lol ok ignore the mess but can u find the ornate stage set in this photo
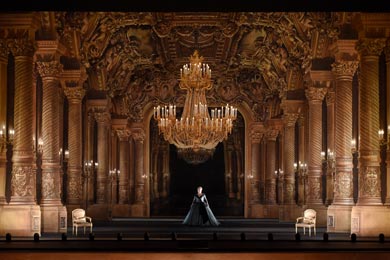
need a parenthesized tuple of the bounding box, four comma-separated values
(0, 12, 390, 238)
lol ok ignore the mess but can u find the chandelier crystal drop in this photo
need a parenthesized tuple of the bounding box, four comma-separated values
(153, 51, 237, 164)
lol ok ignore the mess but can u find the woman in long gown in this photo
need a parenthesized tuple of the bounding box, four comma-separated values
(183, 186, 220, 226)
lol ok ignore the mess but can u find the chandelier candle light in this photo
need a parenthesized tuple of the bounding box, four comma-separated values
(153, 51, 237, 164)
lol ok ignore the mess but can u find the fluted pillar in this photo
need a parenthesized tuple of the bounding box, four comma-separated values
(117, 130, 130, 204)
(37, 61, 63, 205)
(384, 45, 390, 205)
(332, 61, 359, 205)
(132, 129, 146, 204)
(283, 113, 298, 204)
(356, 39, 385, 205)
(64, 86, 86, 205)
(326, 90, 335, 205)
(250, 129, 262, 203)
(9, 41, 36, 204)
(95, 111, 110, 204)
(265, 130, 278, 205)
(305, 86, 327, 205)
(0, 49, 8, 204)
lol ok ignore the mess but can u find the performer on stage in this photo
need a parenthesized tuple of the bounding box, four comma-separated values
(183, 186, 220, 226)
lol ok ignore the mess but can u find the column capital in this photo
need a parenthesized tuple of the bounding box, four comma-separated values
(305, 87, 327, 102)
(0, 39, 9, 60)
(265, 129, 279, 141)
(117, 129, 131, 141)
(132, 129, 146, 143)
(8, 38, 35, 57)
(283, 113, 299, 128)
(250, 129, 263, 144)
(63, 86, 86, 102)
(61, 68, 88, 88)
(94, 111, 111, 125)
(331, 60, 359, 80)
(356, 38, 386, 57)
(36, 60, 63, 78)
(384, 43, 390, 62)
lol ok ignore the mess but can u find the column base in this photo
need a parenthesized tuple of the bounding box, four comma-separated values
(112, 204, 131, 217)
(279, 204, 306, 222)
(87, 204, 109, 220)
(327, 204, 353, 233)
(351, 205, 390, 236)
(0, 204, 41, 236)
(306, 204, 328, 227)
(41, 205, 67, 233)
(131, 203, 146, 217)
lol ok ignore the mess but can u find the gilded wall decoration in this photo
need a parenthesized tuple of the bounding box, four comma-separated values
(307, 177, 321, 200)
(67, 176, 81, 200)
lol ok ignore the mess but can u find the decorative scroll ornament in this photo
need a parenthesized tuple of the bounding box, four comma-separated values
(356, 38, 386, 57)
(42, 172, 58, 199)
(68, 176, 80, 199)
(308, 177, 321, 200)
(36, 61, 63, 78)
(153, 51, 237, 164)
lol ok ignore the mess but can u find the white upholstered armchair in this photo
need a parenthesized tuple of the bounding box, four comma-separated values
(72, 209, 93, 236)
(295, 209, 316, 236)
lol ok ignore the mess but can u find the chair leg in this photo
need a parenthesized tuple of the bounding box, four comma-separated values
(90, 224, 93, 234)
(314, 226, 316, 236)
(303, 227, 305, 235)
(295, 226, 297, 234)
(84, 226, 86, 235)
(75, 226, 78, 236)
(309, 227, 311, 237)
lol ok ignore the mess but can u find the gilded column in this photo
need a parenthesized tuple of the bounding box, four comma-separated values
(36, 61, 63, 205)
(63, 86, 86, 205)
(356, 39, 385, 205)
(250, 129, 262, 203)
(9, 40, 36, 204)
(332, 61, 359, 205)
(117, 129, 130, 204)
(265, 129, 278, 204)
(325, 90, 335, 205)
(283, 113, 299, 204)
(94, 111, 110, 204)
(0, 44, 8, 204)
(384, 44, 390, 205)
(305, 86, 327, 205)
(133, 129, 146, 204)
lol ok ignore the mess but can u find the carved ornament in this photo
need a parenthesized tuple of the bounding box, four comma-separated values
(356, 38, 386, 57)
(334, 171, 353, 199)
(63, 86, 86, 101)
(36, 61, 63, 78)
(331, 60, 359, 78)
(305, 86, 327, 102)
(11, 166, 34, 197)
(361, 168, 380, 197)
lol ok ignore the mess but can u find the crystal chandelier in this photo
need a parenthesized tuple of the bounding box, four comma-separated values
(153, 50, 237, 164)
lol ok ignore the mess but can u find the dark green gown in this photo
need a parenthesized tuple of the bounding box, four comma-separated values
(183, 194, 220, 226)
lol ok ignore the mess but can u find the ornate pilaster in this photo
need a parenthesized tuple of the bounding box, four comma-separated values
(10, 40, 36, 204)
(384, 44, 390, 205)
(132, 129, 146, 204)
(36, 61, 63, 205)
(356, 38, 386, 205)
(332, 60, 359, 205)
(117, 129, 130, 204)
(305, 86, 327, 205)
(250, 128, 263, 203)
(265, 129, 278, 205)
(283, 113, 299, 204)
(94, 111, 111, 204)
(63, 84, 86, 205)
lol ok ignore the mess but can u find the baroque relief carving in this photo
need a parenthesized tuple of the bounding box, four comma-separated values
(67, 176, 81, 200)
(42, 172, 58, 199)
(334, 171, 353, 199)
(307, 177, 321, 200)
(63, 86, 86, 101)
(11, 166, 34, 197)
(331, 61, 359, 78)
(305, 86, 327, 102)
(361, 168, 380, 197)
